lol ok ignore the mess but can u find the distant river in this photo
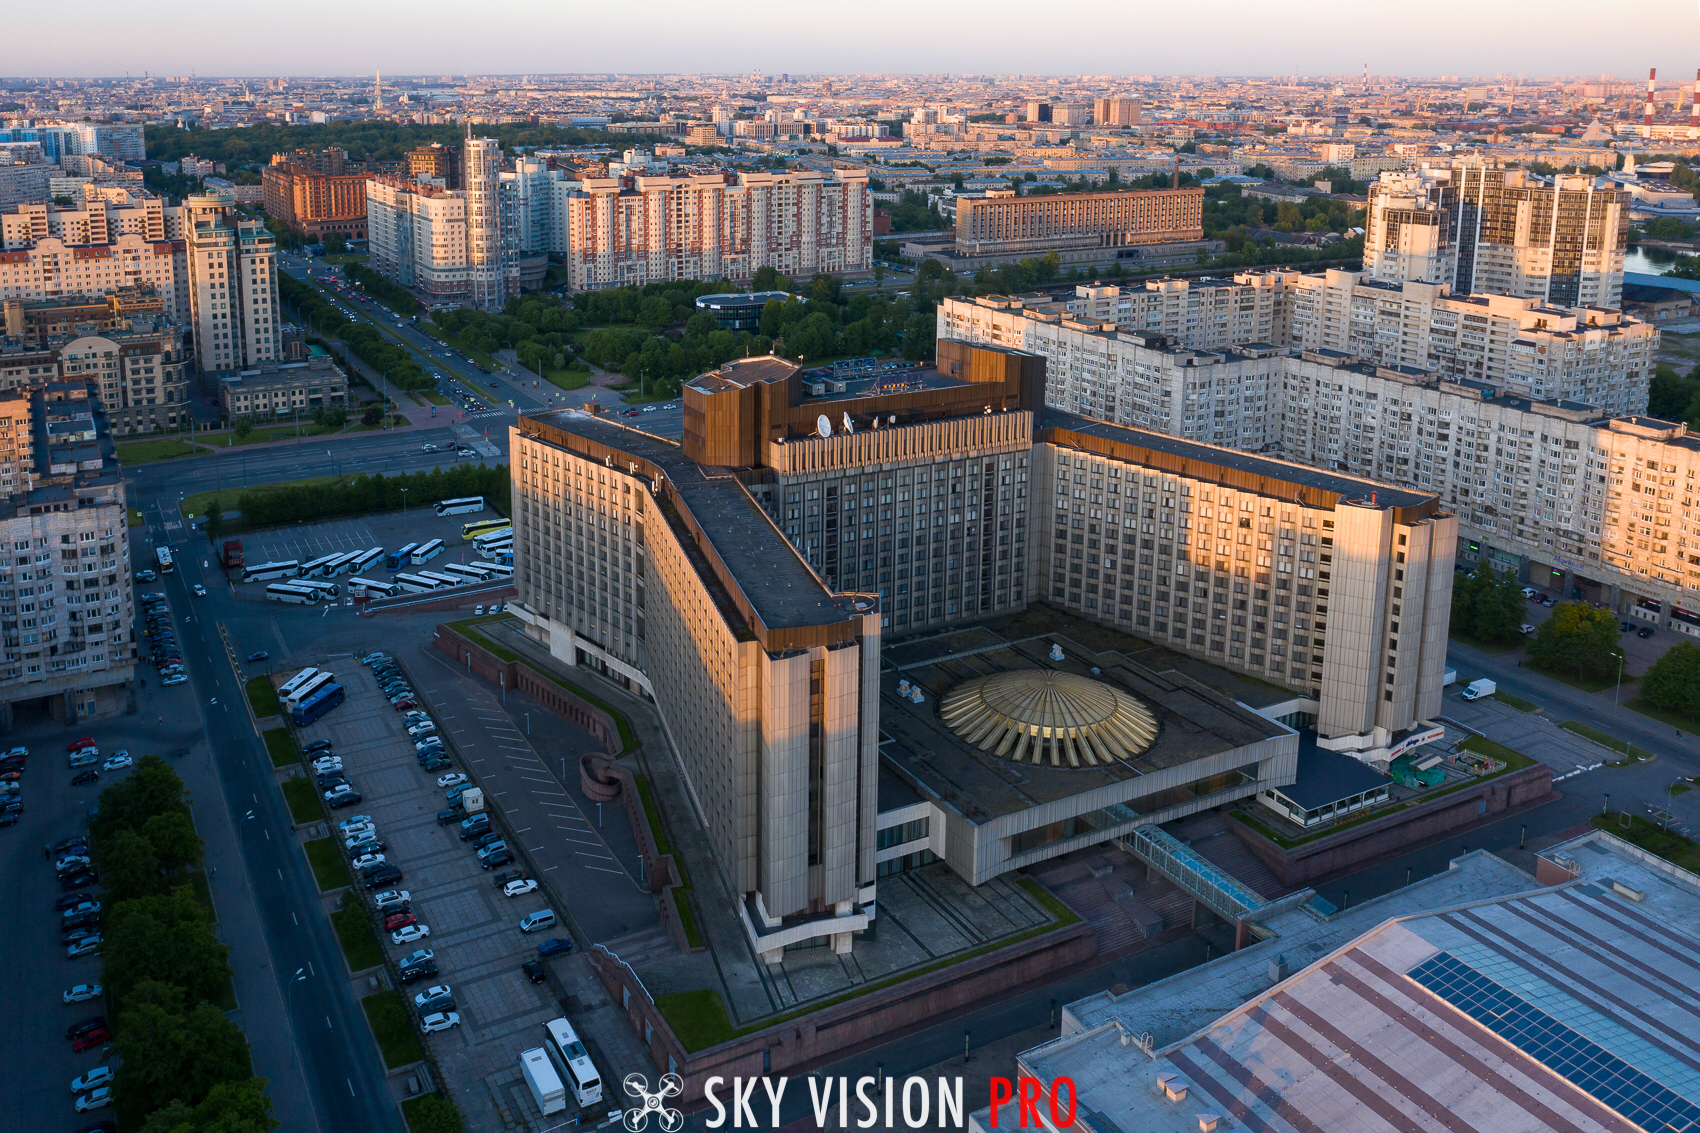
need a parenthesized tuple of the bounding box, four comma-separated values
(1625, 245, 1691, 275)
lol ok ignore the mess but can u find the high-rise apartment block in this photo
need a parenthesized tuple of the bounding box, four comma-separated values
(462, 131, 512, 313)
(954, 187, 1204, 256)
(0, 381, 135, 728)
(2, 297, 192, 434)
(1364, 160, 1630, 308)
(1, 190, 171, 251)
(0, 122, 144, 163)
(261, 153, 373, 241)
(404, 142, 462, 190)
(562, 167, 871, 291)
(941, 279, 1700, 635)
(506, 341, 1448, 956)
(1093, 97, 1143, 127)
(182, 192, 280, 376)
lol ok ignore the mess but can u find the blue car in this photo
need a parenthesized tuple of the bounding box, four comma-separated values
(537, 938, 574, 958)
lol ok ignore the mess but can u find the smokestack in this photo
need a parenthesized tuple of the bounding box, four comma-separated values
(1172, 152, 1179, 190)
(1362, 63, 1368, 92)
(1647, 67, 1657, 135)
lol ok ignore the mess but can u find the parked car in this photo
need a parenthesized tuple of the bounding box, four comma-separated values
(312, 756, 343, 774)
(101, 755, 132, 772)
(247, 651, 269, 662)
(503, 878, 538, 898)
(361, 865, 402, 888)
(329, 792, 364, 809)
(71, 1066, 114, 1092)
(1620, 621, 1634, 632)
(420, 1011, 460, 1033)
(391, 923, 430, 944)
(522, 960, 547, 984)
(70, 770, 100, 786)
(536, 938, 574, 958)
(66, 1016, 107, 1040)
(372, 889, 411, 912)
(436, 806, 465, 825)
(60, 870, 98, 891)
(436, 772, 467, 789)
(1639, 626, 1655, 638)
(479, 850, 514, 870)
(397, 960, 438, 984)
(305, 740, 335, 755)
(71, 1028, 110, 1052)
(337, 814, 373, 831)
(384, 912, 417, 932)
(62, 983, 103, 1004)
(74, 1086, 113, 1111)
(421, 757, 452, 772)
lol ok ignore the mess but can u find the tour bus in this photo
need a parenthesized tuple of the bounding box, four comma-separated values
(265, 583, 319, 606)
(393, 573, 446, 594)
(476, 536, 513, 558)
(346, 576, 401, 599)
(462, 518, 510, 541)
(286, 671, 336, 710)
(449, 562, 499, 583)
(485, 561, 514, 579)
(294, 579, 340, 601)
(242, 560, 300, 583)
(346, 547, 385, 576)
(435, 496, 485, 517)
(325, 549, 365, 576)
(417, 570, 460, 589)
(278, 667, 321, 701)
(474, 527, 513, 550)
(291, 683, 345, 727)
(384, 543, 420, 571)
(300, 552, 344, 579)
(156, 545, 175, 574)
(542, 1018, 603, 1107)
(410, 539, 446, 565)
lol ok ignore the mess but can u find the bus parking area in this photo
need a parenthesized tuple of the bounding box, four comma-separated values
(222, 500, 512, 605)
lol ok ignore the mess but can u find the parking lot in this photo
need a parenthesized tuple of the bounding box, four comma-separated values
(228, 507, 507, 600)
(292, 654, 620, 1131)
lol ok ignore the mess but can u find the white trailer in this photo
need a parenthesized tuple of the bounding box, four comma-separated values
(519, 1047, 566, 1116)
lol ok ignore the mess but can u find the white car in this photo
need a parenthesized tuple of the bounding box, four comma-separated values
(1520, 623, 1536, 634)
(344, 831, 379, 851)
(102, 754, 132, 771)
(312, 756, 343, 774)
(392, 923, 431, 944)
(340, 820, 375, 838)
(420, 1011, 460, 1033)
(71, 1066, 114, 1093)
(62, 983, 103, 1004)
(436, 772, 467, 789)
(75, 1087, 113, 1112)
(502, 878, 538, 898)
(412, 984, 453, 1009)
(162, 674, 188, 686)
(351, 853, 387, 871)
(337, 814, 373, 831)
(373, 889, 411, 910)
(192, 584, 207, 596)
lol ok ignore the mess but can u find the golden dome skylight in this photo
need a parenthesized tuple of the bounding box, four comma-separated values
(938, 670, 1157, 768)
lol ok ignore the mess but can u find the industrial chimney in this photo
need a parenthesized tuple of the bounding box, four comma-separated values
(1647, 67, 1658, 136)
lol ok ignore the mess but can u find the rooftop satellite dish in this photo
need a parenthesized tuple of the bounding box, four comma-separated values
(816, 413, 833, 437)
(843, 411, 854, 434)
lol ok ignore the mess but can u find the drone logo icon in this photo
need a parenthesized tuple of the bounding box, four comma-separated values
(622, 1071, 684, 1132)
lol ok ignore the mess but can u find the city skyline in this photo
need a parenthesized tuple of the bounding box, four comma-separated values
(9, 0, 1700, 79)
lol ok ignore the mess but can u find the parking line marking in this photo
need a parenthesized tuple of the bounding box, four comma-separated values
(584, 866, 623, 874)
(562, 836, 603, 846)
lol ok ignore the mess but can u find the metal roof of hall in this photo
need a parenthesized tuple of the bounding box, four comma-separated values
(1041, 409, 1436, 510)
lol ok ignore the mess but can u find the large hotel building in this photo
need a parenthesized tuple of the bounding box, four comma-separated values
(508, 341, 1451, 957)
(954, 185, 1205, 256)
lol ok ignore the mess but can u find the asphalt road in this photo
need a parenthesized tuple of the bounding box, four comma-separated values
(140, 503, 406, 1131)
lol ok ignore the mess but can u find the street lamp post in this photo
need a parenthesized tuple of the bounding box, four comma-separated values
(400, 488, 409, 536)
(1613, 651, 1626, 717)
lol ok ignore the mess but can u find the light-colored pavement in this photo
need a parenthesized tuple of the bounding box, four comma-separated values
(1439, 688, 1611, 779)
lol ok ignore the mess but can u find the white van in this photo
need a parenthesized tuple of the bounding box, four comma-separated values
(519, 909, 556, 934)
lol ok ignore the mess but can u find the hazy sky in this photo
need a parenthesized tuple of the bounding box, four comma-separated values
(14, 0, 1700, 80)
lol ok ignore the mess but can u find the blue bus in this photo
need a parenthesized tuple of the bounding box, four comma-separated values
(291, 683, 345, 726)
(385, 543, 420, 571)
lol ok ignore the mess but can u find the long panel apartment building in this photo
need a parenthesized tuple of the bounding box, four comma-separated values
(954, 185, 1205, 255)
(503, 341, 1452, 959)
(942, 279, 1700, 636)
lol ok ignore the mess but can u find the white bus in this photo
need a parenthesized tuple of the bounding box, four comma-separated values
(278, 667, 321, 700)
(473, 527, 513, 551)
(322, 550, 363, 577)
(417, 570, 460, 588)
(410, 539, 446, 565)
(294, 578, 340, 600)
(156, 545, 175, 574)
(439, 563, 489, 584)
(485, 561, 514, 579)
(347, 548, 385, 576)
(286, 671, 336, 710)
(265, 583, 319, 605)
(300, 552, 344, 579)
(394, 572, 446, 594)
(346, 576, 401, 599)
(542, 1018, 603, 1107)
(434, 496, 485, 517)
(477, 535, 512, 555)
(242, 560, 300, 583)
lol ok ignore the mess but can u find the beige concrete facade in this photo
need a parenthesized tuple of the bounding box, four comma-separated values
(217, 356, 348, 419)
(182, 193, 280, 376)
(0, 234, 185, 323)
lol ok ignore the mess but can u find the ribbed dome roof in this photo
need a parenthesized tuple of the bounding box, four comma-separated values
(939, 670, 1158, 768)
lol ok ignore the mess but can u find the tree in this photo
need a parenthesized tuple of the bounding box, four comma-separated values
(322, 232, 349, 255)
(362, 404, 384, 427)
(103, 887, 234, 1007)
(144, 810, 205, 878)
(113, 995, 253, 1124)
(404, 1095, 466, 1133)
(231, 418, 254, 442)
(101, 828, 163, 903)
(138, 1077, 277, 1133)
(205, 508, 224, 543)
(1525, 601, 1624, 683)
(1640, 640, 1700, 719)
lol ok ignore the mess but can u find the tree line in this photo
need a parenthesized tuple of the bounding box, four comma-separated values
(1649, 363, 1700, 427)
(89, 756, 277, 1131)
(1450, 562, 1528, 646)
(236, 464, 509, 528)
(142, 122, 670, 169)
(277, 273, 433, 392)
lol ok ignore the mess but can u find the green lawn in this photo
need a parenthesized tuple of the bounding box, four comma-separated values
(128, 509, 144, 527)
(541, 367, 591, 392)
(334, 897, 385, 972)
(117, 438, 203, 464)
(402, 1094, 466, 1133)
(1448, 631, 1520, 655)
(1232, 803, 1412, 849)
(201, 422, 361, 448)
(246, 675, 281, 718)
(1591, 812, 1700, 873)
(362, 990, 426, 1067)
(281, 776, 324, 823)
(263, 727, 298, 767)
(1457, 734, 1534, 767)
(418, 389, 450, 405)
(304, 837, 351, 891)
(1626, 697, 1700, 738)
(1523, 662, 1628, 696)
(1561, 720, 1653, 762)
(182, 472, 356, 520)
(1492, 690, 1540, 712)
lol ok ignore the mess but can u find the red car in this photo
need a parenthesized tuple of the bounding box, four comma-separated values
(71, 1028, 110, 1052)
(67, 738, 95, 752)
(384, 912, 417, 932)
(0, 771, 19, 782)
